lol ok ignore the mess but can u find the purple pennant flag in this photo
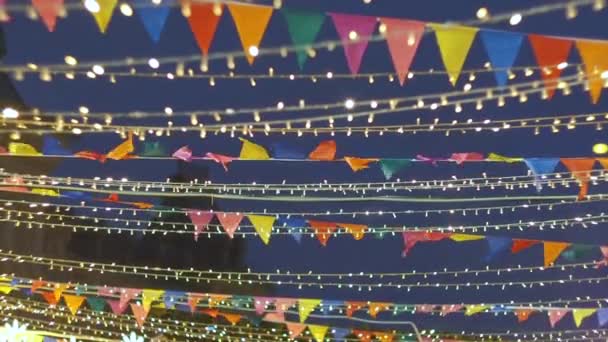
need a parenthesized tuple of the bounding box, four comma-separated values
(329, 13, 377, 74)
(598, 308, 608, 326)
(187, 210, 214, 241)
(172, 146, 193, 162)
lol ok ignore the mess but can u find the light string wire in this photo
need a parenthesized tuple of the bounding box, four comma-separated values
(1, 249, 607, 289)
(0, 0, 599, 72)
(2, 194, 608, 218)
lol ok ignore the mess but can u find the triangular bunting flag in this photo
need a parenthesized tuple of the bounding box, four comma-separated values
(248, 214, 275, 244)
(53, 283, 68, 301)
(450, 233, 484, 242)
(544, 241, 571, 266)
(353, 330, 373, 342)
(188, 4, 222, 55)
(141, 141, 165, 157)
(524, 158, 560, 191)
(106, 132, 134, 160)
(577, 40, 608, 103)
(368, 302, 390, 318)
(282, 9, 325, 69)
(308, 220, 337, 246)
(286, 322, 307, 339)
(344, 157, 378, 171)
(515, 309, 534, 323)
(87, 297, 106, 312)
(239, 138, 270, 159)
(487, 153, 523, 163)
(208, 294, 231, 307)
(598, 158, 608, 170)
(573, 308, 596, 327)
(450, 152, 484, 165)
(402, 231, 451, 256)
(465, 305, 489, 316)
(308, 324, 329, 342)
(479, 30, 523, 86)
(188, 293, 202, 312)
(119, 288, 141, 308)
(339, 223, 366, 240)
(137, 2, 171, 42)
(43, 136, 70, 155)
(41, 291, 59, 306)
(271, 142, 307, 159)
(163, 290, 183, 309)
(107, 299, 127, 314)
(254, 297, 272, 315)
(379, 159, 411, 180)
(597, 308, 608, 326)
(345, 301, 366, 317)
(206, 152, 236, 170)
(227, 3, 273, 64)
(279, 217, 304, 243)
(89, 0, 118, 33)
(528, 35, 572, 99)
(275, 298, 297, 316)
(31, 280, 44, 293)
(329, 13, 377, 74)
(511, 239, 539, 254)
(429, 24, 478, 85)
(548, 309, 569, 327)
(142, 289, 164, 312)
(308, 140, 336, 161)
(263, 312, 285, 322)
(560, 158, 596, 200)
(217, 212, 244, 238)
(485, 236, 512, 261)
(187, 210, 214, 241)
(32, 0, 63, 32)
(376, 333, 394, 342)
(380, 18, 425, 85)
(9, 142, 41, 156)
(221, 312, 242, 325)
(63, 294, 85, 316)
(562, 244, 597, 261)
(440, 304, 463, 315)
(130, 303, 149, 328)
(298, 298, 321, 323)
(172, 146, 192, 162)
(0, 285, 11, 294)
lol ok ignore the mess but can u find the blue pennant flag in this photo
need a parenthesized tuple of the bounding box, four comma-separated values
(598, 308, 608, 326)
(137, 1, 172, 43)
(485, 236, 512, 261)
(321, 300, 344, 315)
(247, 314, 263, 326)
(164, 290, 185, 309)
(524, 158, 560, 191)
(332, 328, 350, 341)
(480, 30, 523, 86)
(270, 142, 308, 159)
(278, 217, 306, 243)
(43, 136, 71, 155)
(63, 191, 93, 200)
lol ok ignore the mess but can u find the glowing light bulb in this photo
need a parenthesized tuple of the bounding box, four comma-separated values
(348, 30, 358, 40)
(344, 99, 355, 109)
(64, 56, 77, 66)
(593, 143, 608, 154)
(84, 0, 100, 13)
(248, 45, 259, 57)
(476, 7, 489, 19)
(509, 13, 522, 26)
(2, 107, 18, 118)
(148, 58, 160, 69)
(92, 65, 104, 75)
(119, 3, 133, 16)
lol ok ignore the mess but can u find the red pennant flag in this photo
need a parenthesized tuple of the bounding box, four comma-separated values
(544, 242, 571, 267)
(201, 308, 219, 318)
(450, 152, 485, 165)
(286, 322, 307, 339)
(221, 312, 241, 325)
(330, 13, 377, 74)
(187, 210, 214, 241)
(75, 151, 107, 163)
(511, 239, 540, 254)
(32, 0, 63, 32)
(548, 309, 569, 328)
(440, 304, 463, 315)
(130, 303, 148, 328)
(416, 305, 435, 313)
(402, 231, 451, 256)
(344, 157, 379, 171)
(339, 223, 366, 240)
(353, 330, 373, 342)
(345, 301, 366, 317)
(308, 220, 337, 246)
(308, 140, 336, 161)
(217, 212, 244, 238)
(516, 309, 534, 323)
(188, 293, 203, 313)
(107, 299, 127, 314)
(561, 158, 596, 200)
(188, 3, 222, 55)
(528, 35, 572, 99)
(206, 152, 236, 171)
(577, 40, 608, 103)
(31, 280, 45, 293)
(41, 291, 59, 306)
(380, 18, 425, 85)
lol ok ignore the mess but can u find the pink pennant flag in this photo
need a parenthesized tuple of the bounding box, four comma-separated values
(416, 154, 446, 166)
(187, 210, 214, 241)
(32, 0, 63, 32)
(450, 152, 485, 165)
(263, 312, 285, 323)
(254, 297, 274, 315)
(329, 13, 378, 74)
(172, 146, 193, 162)
(380, 18, 425, 85)
(217, 212, 244, 238)
(440, 304, 463, 315)
(97, 287, 118, 297)
(119, 288, 141, 308)
(275, 298, 297, 316)
(130, 303, 149, 328)
(107, 299, 127, 315)
(416, 305, 435, 313)
(402, 231, 451, 256)
(206, 152, 237, 171)
(286, 322, 307, 339)
(548, 309, 569, 328)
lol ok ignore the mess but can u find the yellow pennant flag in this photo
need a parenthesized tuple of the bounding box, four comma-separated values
(248, 214, 275, 244)
(106, 131, 134, 160)
(8, 142, 41, 156)
(63, 294, 85, 315)
(465, 305, 489, 316)
(573, 308, 596, 327)
(142, 289, 165, 312)
(228, 3, 274, 64)
(53, 283, 68, 301)
(429, 24, 478, 86)
(298, 299, 321, 323)
(31, 188, 60, 197)
(0, 285, 12, 294)
(450, 234, 485, 242)
(89, 0, 117, 33)
(308, 324, 329, 342)
(487, 153, 523, 163)
(239, 138, 270, 160)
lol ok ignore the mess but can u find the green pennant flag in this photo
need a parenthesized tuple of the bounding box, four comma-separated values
(141, 142, 166, 157)
(282, 9, 326, 69)
(561, 244, 596, 261)
(87, 296, 107, 312)
(379, 159, 411, 180)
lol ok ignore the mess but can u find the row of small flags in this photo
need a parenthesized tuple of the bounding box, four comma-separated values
(3, 276, 608, 335)
(14, 1, 608, 101)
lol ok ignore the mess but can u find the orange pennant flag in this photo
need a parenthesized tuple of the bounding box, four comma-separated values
(208, 294, 231, 307)
(221, 312, 242, 325)
(188, 294, 203, 312)
(308, 220, 337, 246)
(344, 157, 378, 172)
(188, 3, 223, 55)
(576, 40, 608, 103)
(353, 329, 373, 342)
(346, 301, 366, 317)
(63, 294, 85, 315)
(286, 322, 307, 339)
(376, 332, 394, 342)
(308, 140, 337, 161)
(339, 223, 366, 240)
(368, 302, 390, 318)
(41, 291, 59, 306)
(31, 280, 45, 293)
(106, 132, 134, 160)
(560, 158, 596, 200)
(544, 242, 571, 266)
(598, 158, 608, 170)
(130, 303, 149, 328)
(201, 308, 220, 318)
(227, 3, 273, 64)
(516, 309, 534, 323)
